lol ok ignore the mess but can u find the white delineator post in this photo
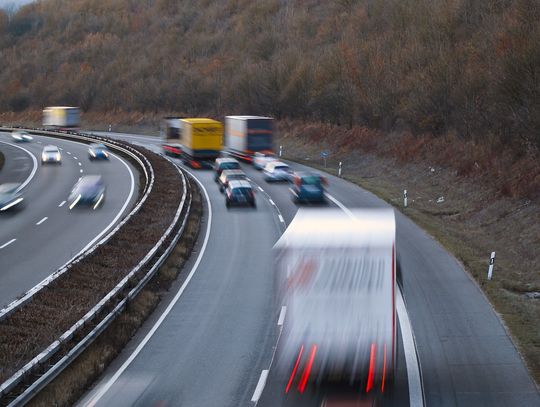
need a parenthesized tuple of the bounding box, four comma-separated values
(403, 189, 408, 208)
(487, 251, 496, 280)
(338, 161, 342, 177)
(279, 145, 283, 157)
(109, 124, 112, 132)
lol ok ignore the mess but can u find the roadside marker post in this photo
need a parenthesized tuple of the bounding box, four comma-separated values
(487, 251, 496, 280)
(338, 161, 342, 177)
(279, 145, 283, 158)
(109, 124, 112, 132)
(404, 190, 408, 208)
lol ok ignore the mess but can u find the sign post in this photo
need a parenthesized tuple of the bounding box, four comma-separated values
(487, 252, 496, 280)
(279, 145, 283, 158)
(321, 151, 329, 168)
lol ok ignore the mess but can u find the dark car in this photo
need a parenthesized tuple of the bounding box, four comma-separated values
(225, 180, 256, 208)
(0, 183, 23, 211)
(88, 143, 109, 160)
(214, 158, 241, 181)
(218, 169, 247, 192)
(68, 175, 106, 210)
(290, 172, 327, 203)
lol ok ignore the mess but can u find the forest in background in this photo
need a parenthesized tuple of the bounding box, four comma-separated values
(0, 0, 539, 153)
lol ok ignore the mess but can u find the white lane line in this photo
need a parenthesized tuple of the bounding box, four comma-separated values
(0, 239, 16, 249)
(251, 370, 269, 402)
(268, 199, 276, 206)
(37, 141, 42, 144)
(59, 147, 63, 151)
(325, 192, 425, 407)
(0, 141, 38, 193)
(277, 306, 287, 326)
(85, 168, 212, 406)
(80, 169, 83, 173)
(67, 151, 71, 155)
(78, 162, 82, 166)
(278, 214, 284, 223)
(36, 217, 48, 225)
(58, 200, 66, 207)
(258, 186, 264, 192)
(74, 156, 78, 160)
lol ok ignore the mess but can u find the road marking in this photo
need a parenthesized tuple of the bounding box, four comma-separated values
(85, 168, 212, 406)
(258, 186, 264, 192)
(37, 141, 42, 144)
(278, 214, 285, 223)
(36, 217, 48, 225)
(268, 199, 275, 206)
(0, 141, 38, 193)
(78, 162, 82, 166)
(278, 306, 287, 326)
(80, 169, 83, 173)
(58, 200, 66, 207)
(0, 239, 16, 249)
(74, 156, 78, 160)
(325, 192, 425, 407)
(67, 151, 71, 155)
(251, 370, 269, 402)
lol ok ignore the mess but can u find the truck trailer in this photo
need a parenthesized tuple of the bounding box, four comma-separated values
(274, 208, 397, 394)
(224, 116, 274, 162)
(161, 117, 223, 168)
(42, 106, 80, 129)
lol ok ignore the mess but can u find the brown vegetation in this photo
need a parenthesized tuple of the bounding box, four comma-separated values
(0, 145, 182, 386)
(0, 0, 538, 152)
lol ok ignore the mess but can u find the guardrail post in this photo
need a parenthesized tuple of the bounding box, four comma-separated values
(279, 145, 283, 158)
(338, 161, 342, 177)
(108, 124, 112, 132)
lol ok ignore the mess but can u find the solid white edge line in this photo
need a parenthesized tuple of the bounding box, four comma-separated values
(58, 200, 66, 207)
(326, 192, 425, 407)
(268, 199, 275, 206)
(251, 370, 269, 402)
(278, 214, 284, 223)
(0, 238, 16, 249)
(258, 186, 264, 192)
(277, 306, 286, 326)
(0, 140, 38, 193)
(85, 168, 212, 407)
(36, 216, 48, 225)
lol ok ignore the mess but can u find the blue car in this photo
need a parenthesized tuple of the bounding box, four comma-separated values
(88, 143, 109, 160)
(290, 172, 327, 204)
(68, 175, 106, 210)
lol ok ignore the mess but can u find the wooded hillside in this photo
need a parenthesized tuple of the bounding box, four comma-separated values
(0, 0, 539, 150)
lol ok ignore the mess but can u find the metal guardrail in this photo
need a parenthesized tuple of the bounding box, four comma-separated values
(0, 129, 193, 405)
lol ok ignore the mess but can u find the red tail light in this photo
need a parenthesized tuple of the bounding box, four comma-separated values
(298, 345, 317, 393)
(381, 343, 387, 392)
(366, 343, 376, 393)
(286, 345, 305, 393)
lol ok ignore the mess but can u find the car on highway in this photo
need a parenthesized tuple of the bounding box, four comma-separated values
(68, 175, 106, 210)
(214, 157, 241, 181)
(218, 169, 247, 192)
(253, 151, 277, 170)
(263, 161, 292, 182)
(88, 143, 109, 160)
(290, 172, 327, 203)
(41, 145, 62, 164)
(0, 183, 23, 211)
(11, 131, 33, 142)
(225, 180, 256, 208)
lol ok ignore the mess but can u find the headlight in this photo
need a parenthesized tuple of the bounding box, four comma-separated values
(56, 153, 61, 161)
(42, 154, 47, 161)
(90, 150, 96, 157)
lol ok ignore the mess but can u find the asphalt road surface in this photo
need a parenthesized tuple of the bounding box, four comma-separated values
(78, 132, 539, 407)
(0, 132, 139, 307)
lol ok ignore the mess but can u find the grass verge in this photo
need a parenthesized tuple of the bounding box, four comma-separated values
(28, 179, 202, 407)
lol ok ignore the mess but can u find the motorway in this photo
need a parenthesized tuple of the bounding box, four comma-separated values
(0, 132, 139, 308)
(79, 132, 540, 407)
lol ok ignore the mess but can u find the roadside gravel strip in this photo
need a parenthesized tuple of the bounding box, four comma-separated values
(0, 145, 183, 397)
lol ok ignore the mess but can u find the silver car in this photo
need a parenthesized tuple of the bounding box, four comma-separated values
(0, 183, 23, 211)
(41, 145, 62, 164)
(11, 131, 33, 142)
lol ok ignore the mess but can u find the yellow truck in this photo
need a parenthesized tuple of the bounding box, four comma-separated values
(161, 117, 223, 168)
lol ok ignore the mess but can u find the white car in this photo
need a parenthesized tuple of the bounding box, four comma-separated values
(11, 131, 33, 142)
(263, 161, 293, 182)
(253, 151, 277, 170)
(41, 145, 62, 164)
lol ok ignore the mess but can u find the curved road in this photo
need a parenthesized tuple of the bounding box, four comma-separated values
(78, 132, 539, 407)
(0, 132, 139, 307)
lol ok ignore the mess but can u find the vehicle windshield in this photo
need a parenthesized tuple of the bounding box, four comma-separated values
(301, 176, 322, 186)
(275, 165, 290, 172)
(228, 174, 246, 181)
(232, 187, 252, 196)
(44, 147, 58, 153)
(221, 162, 240, 170)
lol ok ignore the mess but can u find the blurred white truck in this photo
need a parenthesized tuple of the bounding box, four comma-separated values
(274, 208, 396, 394)
(42, 106, 80, 128)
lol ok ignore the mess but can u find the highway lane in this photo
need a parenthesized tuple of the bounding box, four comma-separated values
(82, 132, 539, 406)
(0, 132, 139, 307)
(0, 140, 36, 186)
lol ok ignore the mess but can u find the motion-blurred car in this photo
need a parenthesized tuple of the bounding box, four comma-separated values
(214, 157, 241, 181)
(218, 169, 247, 192)
(11, 131, 33, 142)
(88, 143, 109, 160)
(253, 151, 277, 170)
(263, 161, 292, 182)
(0, 183, 23, 211)
(225, 180, 256, 208)
(68, 175, 106, 210)
(290, 172, 327, 203)
(41, 145, 61, 164)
